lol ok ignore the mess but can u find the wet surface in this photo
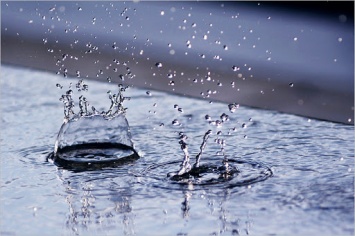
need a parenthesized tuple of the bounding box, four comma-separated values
(1, 65, 354, 235)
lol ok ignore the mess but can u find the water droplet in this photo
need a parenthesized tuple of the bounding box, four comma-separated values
(107, 77, 111, 82)
(267, 16, 271, 20)
(186, 41, 192, 48)
(220, 113, 229, 122)
(155, 62, 163, 68)
(203, 35, 208, 40)
(289, 83, 294, 87)
(223, 45, 228, 50)
(293, 37, 298, 41)
(172, 119, 180, 126)
(146, 91, 152, 96)
(191, 23, 196, 27)
(174, 104, 179, 109)
(205, 115, 211, 121)
(228, 103, 239, 113)
(160, 10, 165, 16)
(56, 83, 63, 89)
(242, 123, 247, 128)
(217, 82, 222, 86)
(232, 66, 240, 71)
(338, 37, 343, 42)
(169, 81, 175, 86)
(78, 7, 82, 11)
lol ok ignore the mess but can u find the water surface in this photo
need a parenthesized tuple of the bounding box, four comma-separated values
(0, 65, 354, 235)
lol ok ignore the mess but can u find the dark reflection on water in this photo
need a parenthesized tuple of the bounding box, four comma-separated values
(1, 66, 354, 235)
(48, 143, 140, 172)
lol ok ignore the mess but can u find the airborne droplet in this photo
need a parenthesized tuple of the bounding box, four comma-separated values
(172, 119, 180, 126)
(155, 62, 163, 68)
(232, 66, 240, 71)
(228, 103, 239, 113)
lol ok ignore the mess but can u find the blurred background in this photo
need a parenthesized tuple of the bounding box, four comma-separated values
(2, 1, 354, 124)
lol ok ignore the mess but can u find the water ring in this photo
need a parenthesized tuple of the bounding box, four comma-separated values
(49, 113, 139, 171)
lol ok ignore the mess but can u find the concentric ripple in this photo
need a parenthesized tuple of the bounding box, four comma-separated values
(138, 157, 273, 191)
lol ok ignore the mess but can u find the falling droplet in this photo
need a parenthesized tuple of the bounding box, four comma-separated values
(232, 66, 240, 71)
(56, 83, 63, 89)
(228, 103, 239, 113)
(78, 7, 82, 11)
(293, 37, 298, 41)
(155, 62, 163, 68)
(172, 119, 180, 126)
(146, 91, 152, 96)
(289, 83, 294, 87)
(220, 113, 229, 122)
(160, 10, 165, 16)
(223, 45, 228, 50)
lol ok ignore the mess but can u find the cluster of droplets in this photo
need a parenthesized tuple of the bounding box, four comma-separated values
(57, 78, 130, 120)
(106, 84, 130, 117)
(175, 129, 212, 176)
(172, 100, 246, 177)
(59, 87, 75, 119)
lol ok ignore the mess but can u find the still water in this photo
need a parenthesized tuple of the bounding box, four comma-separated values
(1, 65, 354, 235)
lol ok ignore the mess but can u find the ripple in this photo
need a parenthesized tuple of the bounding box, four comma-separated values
(138, 157, 272, 191)
(47, 143, 140, 172)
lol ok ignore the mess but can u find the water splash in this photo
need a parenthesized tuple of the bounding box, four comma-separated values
(177, 133, 191, 175)
(193, 130, 212, 168)
(51, 79, 138, 170)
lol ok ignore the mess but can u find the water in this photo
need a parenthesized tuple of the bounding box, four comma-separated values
(1, 65, 354, 235)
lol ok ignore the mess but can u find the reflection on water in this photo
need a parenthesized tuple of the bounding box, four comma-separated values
(1, 66, 354, 235)
(56, 168, 136, 235)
